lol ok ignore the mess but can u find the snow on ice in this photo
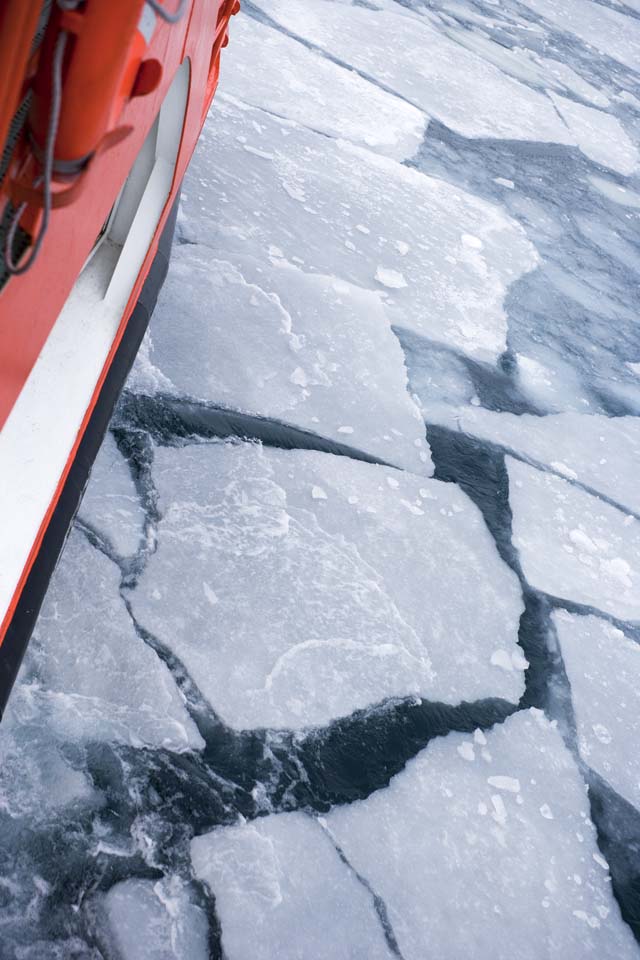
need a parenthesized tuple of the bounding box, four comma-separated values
(26, 531, 203, 751)
(179, 95, 537, 364)
(508, 458, 640, 621)
(555, 610, 640, 811)
(191, 711, 638, 960)
(131, 442, 525, 731)
(222, 12, 426, 161)
(191, 813, 396, 960)
(130, 244, 431, 474)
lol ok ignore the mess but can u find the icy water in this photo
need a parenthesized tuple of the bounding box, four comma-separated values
(2, 1, 640, 957)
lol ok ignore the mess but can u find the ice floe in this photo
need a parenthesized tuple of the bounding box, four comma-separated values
(223, 12, 426, 160)
(192, 710, 638, 959)
(423, 407, 640, 515)
(191, 812, 396, 960)
(131, 443, 525, 731)
(77, 430, 145, 559)
(101, 877, 209, 960)
(130, 244, 431, 474)
(28, 531, 203, 751)
(555, 610, 640, 810)
(180, 95, 537, 364)
(508, 458, 640, 621)
(253, 0, 575, 145)
(549, 94, 638, 177)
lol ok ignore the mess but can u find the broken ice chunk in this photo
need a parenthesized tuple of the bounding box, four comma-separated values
(101, 877, 208, 960)
(133, 247, 431, 475)
(326, 710, 638, 959)
(222, 13, 426, 161)
(191, 813, 395, 960)
(131, 443, 525, 731)
(555, 611, 640, 809)
(508, 457, 640, 621)
(29, 531, 203, 751)
(77, 431, 145, 559)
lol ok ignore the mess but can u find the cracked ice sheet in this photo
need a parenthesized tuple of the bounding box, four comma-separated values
(27, 530, 203, 751)
(508, 457, 640, 621)
(130, 443, 524, 731)
(222, 12, 426, 160)
(192, 711, 638, 960)
(191, 812, 395, 960)
(549, 94, 638, 177)
(423, 406, 640, 516)
(251, 0, 574, 145)
(180, 96, 537, 364)
(130, 245, 431, 474)
(521, 0, 640, 72)
(77, 431, 145, 559)
(555, 611, 640, 811)
(101, 878, 208, 960)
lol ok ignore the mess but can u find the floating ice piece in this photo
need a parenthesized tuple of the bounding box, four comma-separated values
(508, 458, 640, 620)
(589, 177, 640, 210)
(521, 0, 640, 71)
(223, 13, 426, 161)
(549, 94, 638, 176)
(191, 813, 396, 960)
(182, 96, 537, 364)
(132, 245, 431, 474)
(77, 431, 145, 559)
(131, 443, 524, 731)
(423, 407, 640, 516)
(29, 531, 203, 751)
(102, 877, 208, 960)
(326, 710, 638, 960)
(555, 611, 640, 810)
(252, 0, 574, 145)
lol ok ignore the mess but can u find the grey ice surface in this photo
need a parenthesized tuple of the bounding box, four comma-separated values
(2, 0, 640, 956)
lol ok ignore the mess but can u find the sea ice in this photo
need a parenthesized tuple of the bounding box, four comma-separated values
(555, 610, 640, 810)
(549, 94, 638, 176)
(130, 443, 525, 731)
(192, 711, 638, 959)
(101, 877, 209, 960)
(28, 530, 203, 751)
(191, 812, 395, 960)
(77, 431, 145, 559)
(422, 407, 640, 515)
(181, 96, 537, 364)
(521, 0, 640, 72)
(223, 12, 426, 161)
(252, 0, 575, 145)
(131, 244, 431, 474)
(508, 458, 640, 621)
(327, 710, 638, 959)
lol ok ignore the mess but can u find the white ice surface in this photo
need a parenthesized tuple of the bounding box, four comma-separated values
(555, 610, 640, 810)
(77, 431, 145, 559)
(102, 877, 208, 960)
(180, 95, 538, 364)
(549, 94, 638, 176)
(191, 812, 395, 960)
(130, 244, 431, 474)
(590, 176, 640, 209)
(253, 0, 575, 144)
(423, 407, 640, 515)
(28, 531, 203, 751)
(223, 12, 426, 160)
(508, 457, 640, 621)
(327, 709, 639, 959)
(193, 711, 637, 960)
(131, 443, 525, 731)
(521, 0, 640, 72)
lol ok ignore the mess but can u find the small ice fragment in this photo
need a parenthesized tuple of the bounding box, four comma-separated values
(540, 804, 554, 820)
(375, 266, 407, 289)
(338, 426, 354, 435)
(311, 486, 328, 500)
(457, 742, 475, 762)
(488, 776, 521, 793)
